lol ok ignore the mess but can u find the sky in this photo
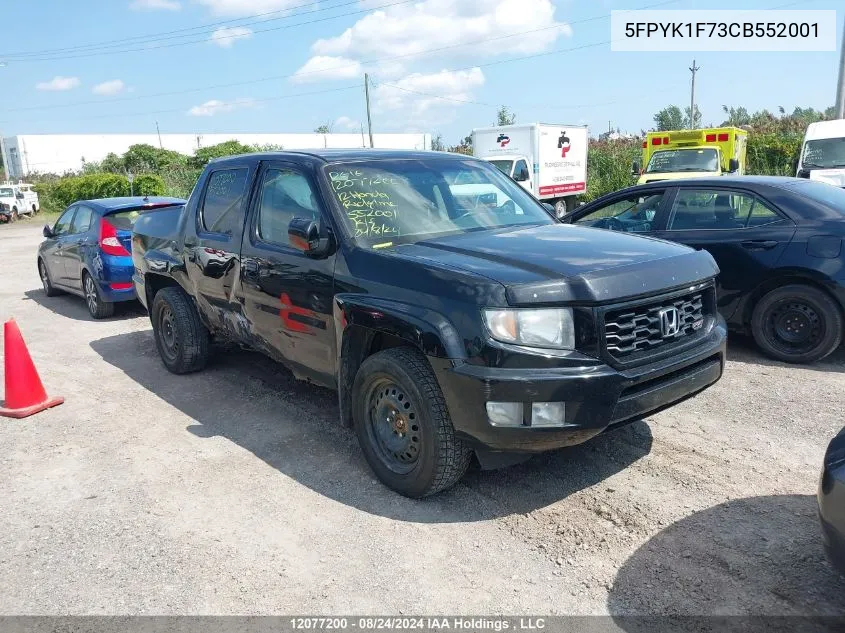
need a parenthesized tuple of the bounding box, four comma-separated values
(0, 0, 842, 145)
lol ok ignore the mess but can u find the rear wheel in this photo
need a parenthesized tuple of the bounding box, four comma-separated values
(83, 272, 114, 319)
(11, 207, 19, 221)
(351, 347, 472, 498)
(751, 284, 842, 364)
(38, 259, 61, 297)
(553, 198, 568, 220)
(151, 286, 210, 374)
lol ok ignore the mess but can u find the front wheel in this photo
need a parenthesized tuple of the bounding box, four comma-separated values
(83, 273, 115, 319)
(351, 347, 472, 498)
(751, 284, 842, 364)
(39, 259, 62, 297)
(151, 286, 210, 374)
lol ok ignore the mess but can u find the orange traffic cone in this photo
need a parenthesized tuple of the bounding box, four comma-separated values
(1, 319, 64, 418)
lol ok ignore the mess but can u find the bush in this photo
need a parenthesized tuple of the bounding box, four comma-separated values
(133, 173, 166, 196)
(584, 139, 640, 201)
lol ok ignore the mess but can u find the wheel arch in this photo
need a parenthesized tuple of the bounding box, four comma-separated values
(741, 269, 845, 328)
(334, 296, 466, 428)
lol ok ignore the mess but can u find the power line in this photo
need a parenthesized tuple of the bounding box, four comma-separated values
(0, 0, 354, 58)
(1, 0, 682, 115)
(1, 0, 417, 62)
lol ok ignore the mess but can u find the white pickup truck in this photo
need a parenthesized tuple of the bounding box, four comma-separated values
(797, 119, 845, 187)
(0, 182, 40, 220)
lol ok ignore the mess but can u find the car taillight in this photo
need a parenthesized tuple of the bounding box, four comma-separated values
(705, 134, 716, 143)
(652, 138, 662, 145)
(99, 218, 130, 256)
(717, 133, 729, 142)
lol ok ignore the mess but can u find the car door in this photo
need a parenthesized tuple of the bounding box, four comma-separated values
(649, 186, 797, 320)
(567, 187, 672, 234)
(238, 161, 337, 385)
(44, 206, 78, 286)
(62, 205, 96, 290)
(184, 161, 256, 338)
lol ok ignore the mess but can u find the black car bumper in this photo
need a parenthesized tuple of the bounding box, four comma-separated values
(432, 320, 726, 452)
(819, 428, 845, 576)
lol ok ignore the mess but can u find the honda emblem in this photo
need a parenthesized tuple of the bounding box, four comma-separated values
(659, 307, 681, 338)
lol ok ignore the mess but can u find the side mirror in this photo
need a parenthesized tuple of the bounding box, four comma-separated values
(16, 193, 24, 199)
(728, 158, 740, 173)
(631, 161, 640, 176)
(288, 217, 331, 257)
(42, 224, 54, 238)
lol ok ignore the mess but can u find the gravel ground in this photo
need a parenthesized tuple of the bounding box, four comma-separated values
(0, 221, 844, 617)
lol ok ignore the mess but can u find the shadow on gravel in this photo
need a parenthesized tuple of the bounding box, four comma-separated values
(23, 289, 147, 321)
(608, 494, 845, 621)
(726, 334, 845, 373)
(90, 330, 653, 523)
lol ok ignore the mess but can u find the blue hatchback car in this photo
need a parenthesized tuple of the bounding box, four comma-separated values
(38, 197, 186, 318)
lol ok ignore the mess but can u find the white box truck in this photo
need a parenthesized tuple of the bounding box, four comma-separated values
(472, 123, 588, 218)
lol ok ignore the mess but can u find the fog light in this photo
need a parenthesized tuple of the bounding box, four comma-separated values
(486, 402, 524, 426)
(531, 402, 566, 427)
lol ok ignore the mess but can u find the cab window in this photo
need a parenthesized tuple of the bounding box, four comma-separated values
(257, 169, 321, 246)
(200, 168, 249, 235)
(70, 206, 95, 234)
(574, 192, 665, 232)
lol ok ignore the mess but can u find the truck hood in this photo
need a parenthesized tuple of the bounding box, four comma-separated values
(809, 169, 845, 188)
(392, 223, 719, 304)
(639, 171, 719, 184)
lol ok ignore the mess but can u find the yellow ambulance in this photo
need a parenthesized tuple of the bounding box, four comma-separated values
(635, 127, 748, 184)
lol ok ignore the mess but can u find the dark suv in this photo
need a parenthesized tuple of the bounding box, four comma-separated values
(132, 150, 726, 497)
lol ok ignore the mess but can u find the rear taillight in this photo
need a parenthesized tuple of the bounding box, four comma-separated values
(705, 134, 717, 143)
(109, 282, 133, 290)
(99, 218, 130, 256)
(652, 138, 662, 146)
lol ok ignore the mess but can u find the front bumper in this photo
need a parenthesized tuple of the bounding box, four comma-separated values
(433, 320, 726, 452)
(819, 429, 845, 576)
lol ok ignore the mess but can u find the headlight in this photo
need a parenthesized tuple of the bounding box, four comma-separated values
(483, 308, 575, 349)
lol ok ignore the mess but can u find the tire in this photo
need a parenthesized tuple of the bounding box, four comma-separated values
(351, 347, 472, 498)
(151, 286, 210, 374)
(32, 204, 37, 214)
(553, 198, 568, 220)
(11, 207, 19, 221)
(751, 284, 842, 364)
(83, 272, 115, 319)
(38, 258, 62, 297)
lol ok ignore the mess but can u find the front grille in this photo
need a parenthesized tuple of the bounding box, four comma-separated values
(602, 286, 713, 367)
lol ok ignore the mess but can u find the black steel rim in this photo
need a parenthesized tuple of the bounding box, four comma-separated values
(763, 298, 824, 356)
(365, 377, 421, 474)
(158, 305, 179, 363)
(84, 276, 98, 314)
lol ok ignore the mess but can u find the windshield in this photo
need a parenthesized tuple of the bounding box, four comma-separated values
(0, 188, 13, 197)
(646, 148, 719, 173)
(488, 159, 514, 176)
(802, 137, 845, 169)
(782, 180, 845, 213)
(325, 158, 554, 247)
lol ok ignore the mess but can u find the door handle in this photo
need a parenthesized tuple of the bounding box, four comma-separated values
(741, 240, 778, 250)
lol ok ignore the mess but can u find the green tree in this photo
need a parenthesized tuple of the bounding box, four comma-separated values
(123, 144, 187, 173)
(684, 105, 702, 129)
(652, 106, 685, 131)
(496, 106, 516, 126)
(431, 133, 445, 151)
(721, 105, 751, 126)
(314, 123, 332, 134)
(190, 140, 255, 167)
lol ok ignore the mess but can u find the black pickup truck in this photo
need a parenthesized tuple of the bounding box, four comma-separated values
(132, 149, 726, 497)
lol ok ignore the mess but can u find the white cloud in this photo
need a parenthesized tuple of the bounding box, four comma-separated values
(209, 26, 253, 47)
(308, 0, 569, 64)
(187, 97, 256, 116)
(291, 56, 362, 83)
(334, 116, 360, 131)
(35, 76, 81, 91)
(92, 80, 126, 95)
(374, 67, 485, 117)
(195, 0, 297, 17)
(130, 0, 181, 10)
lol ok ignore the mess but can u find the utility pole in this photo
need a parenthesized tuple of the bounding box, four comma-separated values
(689, 59, 700, 129)
(364, 73, 374, 149)
(836, 19, 845, 119)
(155, 121, 163, 149)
